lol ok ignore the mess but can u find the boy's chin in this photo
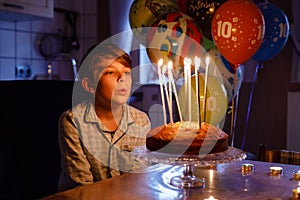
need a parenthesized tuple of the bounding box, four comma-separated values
(112, 97, 129, 105)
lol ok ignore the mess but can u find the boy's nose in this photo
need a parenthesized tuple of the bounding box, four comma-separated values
(118, 73, 126, 82)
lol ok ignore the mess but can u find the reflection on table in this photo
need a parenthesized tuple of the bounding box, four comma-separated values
(40, 160, 300, 200)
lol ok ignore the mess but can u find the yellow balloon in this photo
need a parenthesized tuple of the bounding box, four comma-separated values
(129, 0, 179, 46)
(129, 0, 158, 45)
(178, 74, 228, 126)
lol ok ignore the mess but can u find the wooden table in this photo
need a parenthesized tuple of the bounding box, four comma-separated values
(40, 160, 300, 200)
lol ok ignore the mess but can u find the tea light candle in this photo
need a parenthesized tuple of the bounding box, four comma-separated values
(269, 166, 283, 176)
(204, 196, 218, 200)
(293, 170, 300, 180)
(241, 163, 254, 172)
(292, 187, 300, 199)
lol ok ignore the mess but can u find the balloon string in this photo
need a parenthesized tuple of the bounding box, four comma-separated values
(241, 63, 263, 150)
(231, 91, 239, 147)
(230, 67, 237, 147)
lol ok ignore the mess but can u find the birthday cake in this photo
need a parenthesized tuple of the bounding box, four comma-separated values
(146, 121, 228, 155)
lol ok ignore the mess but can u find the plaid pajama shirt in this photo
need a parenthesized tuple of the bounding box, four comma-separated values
(58, 101, 151, 192)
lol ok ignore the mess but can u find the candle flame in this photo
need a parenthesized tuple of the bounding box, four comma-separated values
(205, 56, 210, 67)
(194, 56, 201, 69)
(158, 58, 163, 68)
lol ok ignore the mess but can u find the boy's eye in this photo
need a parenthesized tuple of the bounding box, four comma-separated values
(124, 71, 131, 75)
(105, 71, 114, 75)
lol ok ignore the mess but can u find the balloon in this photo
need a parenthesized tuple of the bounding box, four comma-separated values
(146, 12, 203, 79)
(177, 0, 227, 40)
(178, 74, 228, 126)
(252, 2, 290, 62)
(211, 0, 265, 64)
(208, 48, 244, 102)
(202, 35, 216, 51)
(129, 0, 179, 45)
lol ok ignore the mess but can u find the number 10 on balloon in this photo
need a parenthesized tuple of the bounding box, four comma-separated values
(215, 20, 263, 41)
(278, 23, 289, 38)
(200, 96, 216, 113)
(178, 74, 228, 126)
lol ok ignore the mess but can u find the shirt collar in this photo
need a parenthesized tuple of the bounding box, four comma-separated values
(84, 102, 135, 131)
(119, 104, 135, 132)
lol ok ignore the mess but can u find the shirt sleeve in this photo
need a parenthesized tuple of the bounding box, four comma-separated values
(58, 111, 94, 191)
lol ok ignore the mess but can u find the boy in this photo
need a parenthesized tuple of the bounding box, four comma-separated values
(58, 43, 150, 191)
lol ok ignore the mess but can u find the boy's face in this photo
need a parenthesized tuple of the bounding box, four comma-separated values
(93, 60, 132, 106)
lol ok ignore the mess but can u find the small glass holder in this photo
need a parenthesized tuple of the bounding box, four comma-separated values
(241, 163, 254, 172)
(293, 170, 300, 181)
(292, 187, 300, 199)
(269, 166, 283, 176)
(241, 163, 254, 176)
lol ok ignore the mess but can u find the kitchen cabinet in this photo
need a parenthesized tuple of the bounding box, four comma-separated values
(0, 0, 53, 21)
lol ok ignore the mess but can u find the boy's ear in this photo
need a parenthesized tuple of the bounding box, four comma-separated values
(81, 77, 95, 94)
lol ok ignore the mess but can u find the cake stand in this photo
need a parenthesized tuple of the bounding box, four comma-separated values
(132, 145, 246, 188)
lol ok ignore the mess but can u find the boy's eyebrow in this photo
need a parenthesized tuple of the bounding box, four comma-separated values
(102, 66, 115, 71)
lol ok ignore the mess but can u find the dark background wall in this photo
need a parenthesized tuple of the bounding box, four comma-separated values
(0, 80, 74, 199)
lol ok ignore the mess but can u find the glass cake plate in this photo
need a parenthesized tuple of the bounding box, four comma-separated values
(132, 145, 246, 188)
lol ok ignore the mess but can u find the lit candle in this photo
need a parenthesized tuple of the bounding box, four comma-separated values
(184, 57, 189, 123)
(184, 57, 192, 126)
(194, 56, 201, 128)
(161, 65, 171, 124)
(188, 59, 192, 126)
(203, 56, 210, 122)
(172, 80, 183, 123)
(168, 61, 183, 122)
(157, 59, 167, 125)
(167, 61, 173, 125)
